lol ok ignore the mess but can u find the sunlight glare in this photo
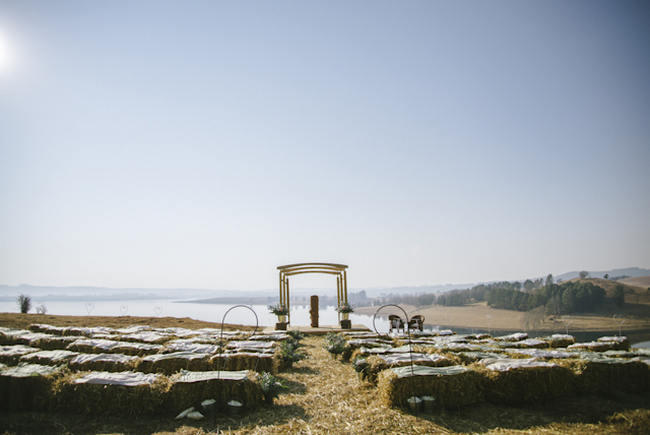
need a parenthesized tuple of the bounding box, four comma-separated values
(0, 32, 11, 72)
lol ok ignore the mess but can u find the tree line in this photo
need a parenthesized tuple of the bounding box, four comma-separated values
(376, 275, 623, 314)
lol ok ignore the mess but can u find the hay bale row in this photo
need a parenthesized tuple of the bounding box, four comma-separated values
(1, 367, 263, 416)
(375, 356, 650, 410)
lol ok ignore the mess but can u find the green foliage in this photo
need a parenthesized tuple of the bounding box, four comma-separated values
(336, 303, 354, 313)
(258, 372, 287, 402)
(613, 284, 625, 308)
(286, 330, 304, 341)
(278, 340, 307, 367)
(324, 333, 346, 356)
(17, 294, 31, 314)
(268, 304, 288, 315)
(579, 270, 589, 279)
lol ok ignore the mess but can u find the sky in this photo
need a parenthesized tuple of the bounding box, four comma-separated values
(1, 0, 649, 292)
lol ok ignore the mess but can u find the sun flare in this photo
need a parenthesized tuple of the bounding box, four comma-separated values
(0, 32, 11, 72)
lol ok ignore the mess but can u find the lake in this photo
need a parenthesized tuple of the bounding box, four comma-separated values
(2, 299, 649, 347)
(0, 299, 388, 331)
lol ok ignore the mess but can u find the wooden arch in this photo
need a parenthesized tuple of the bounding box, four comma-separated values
(277, 262, 348, 324)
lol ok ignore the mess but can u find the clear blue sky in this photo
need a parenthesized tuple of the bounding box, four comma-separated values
(1, 1, 649, 291)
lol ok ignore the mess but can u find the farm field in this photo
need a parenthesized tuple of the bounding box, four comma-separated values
(355, 301, 650, 341)
(1, 314, 650, 434)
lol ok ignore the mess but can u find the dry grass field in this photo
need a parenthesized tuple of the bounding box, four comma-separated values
(355, 278, 650, 343)
(1, 314, 650, 434)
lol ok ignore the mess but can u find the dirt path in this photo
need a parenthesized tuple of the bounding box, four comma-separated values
(228, 336, 444, 434)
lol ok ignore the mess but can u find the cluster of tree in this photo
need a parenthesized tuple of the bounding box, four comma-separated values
(441, 278, 612, 314)
(373, 274, 619, 315)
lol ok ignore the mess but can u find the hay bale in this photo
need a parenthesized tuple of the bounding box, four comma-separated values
(249, 333, 289, 342)
(61, 327, 94, 337)
(544, 334, 575, 348)
(69, 353, 139, 372)
(67, 338, 120, 353)
(568, 341, 619, 352)
(167, 370, 263, 413)
(137, 351, 211, 375)
(0, 345, 40, 365)
(508, 339, 548, 349)
(456, 351, 503, 364)
(163, 340, 220, 354)
(377, 365, 484, 409)
(563, 356, 649, 394)
(20, 350, 79, 365)
(0, 363, 63, 411)
(366, 353, 456, 385)
(597, 336, 630, 351)
(210, 352, 277, 374)
(0, 329, 32, 345)
(495, 332, 528, 342)
(111, 341, 164, 356)
(478, 358, 576, 405)
(504, 348, 574, 360)
(28, 324, 66, 335)
(119, 331, 172, 344)
(226, 340, 276, 353)
(53, 370, 170, 416)
(30, 335, 79, 350)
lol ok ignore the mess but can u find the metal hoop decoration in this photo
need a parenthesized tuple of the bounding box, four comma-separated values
(372, 304, 414, 378)
(217, 305, 260, 380)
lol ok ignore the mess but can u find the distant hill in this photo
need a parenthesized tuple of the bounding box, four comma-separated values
(555, 267, 650, 282)
(620, 276, 650, 290)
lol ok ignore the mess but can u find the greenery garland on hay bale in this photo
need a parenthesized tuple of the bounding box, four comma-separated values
(377, 365, 485, 409)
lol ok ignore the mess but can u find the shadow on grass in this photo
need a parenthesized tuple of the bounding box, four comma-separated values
(287, 365, 319, 375)
(406, 392, 650, 433)
(277, 377, 308, 394)
(0, 404, 310, 435)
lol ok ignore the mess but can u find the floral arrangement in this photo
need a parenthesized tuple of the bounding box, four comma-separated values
(336, 303, 354, 314)
(268, 304, 288, 316)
